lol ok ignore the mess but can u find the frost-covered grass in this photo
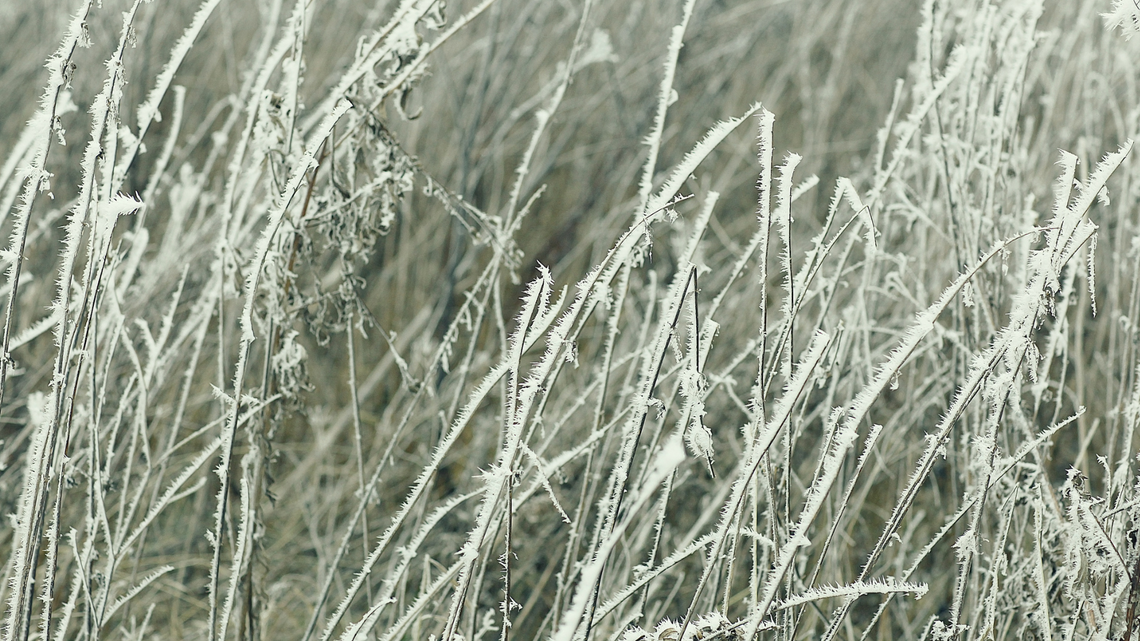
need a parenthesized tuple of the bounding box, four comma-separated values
(3, 1, 1140, 640)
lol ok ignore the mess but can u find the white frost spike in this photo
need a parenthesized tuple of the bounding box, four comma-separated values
(1087, 232, 1097, 316)
(791, 174, 820, 203)
(1050, 142, 1130, 277)
(774, 579, 928, 611)
(645, 104, 762, 220)
(773, 152, 801, 380)
(683, 403, 713, 470)
(1104, 0, 1140, 38)
(102, 566, 176, 623)
(103, 192, 144, 218)
(1053, 151, 1078, 217)
(637, 0, 698, 213)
